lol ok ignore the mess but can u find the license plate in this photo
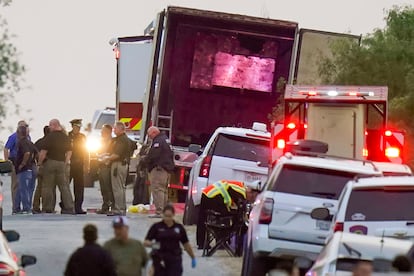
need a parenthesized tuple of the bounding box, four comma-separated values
(316, 220, 331, 231)
(245, 173, 263, 183)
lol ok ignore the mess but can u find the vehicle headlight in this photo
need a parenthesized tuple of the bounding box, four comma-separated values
(86, 137, 102, 153)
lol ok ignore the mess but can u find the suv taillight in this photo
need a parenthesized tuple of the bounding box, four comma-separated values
(199, 156, 212, 177)
(259, 198, 274, 224)
(0, 262, 15, 275)
(333, 222, 344, 232)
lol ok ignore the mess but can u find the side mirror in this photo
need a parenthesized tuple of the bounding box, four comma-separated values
(245, 180, 263, 192)
(21, 255, 37, 268)
(3, 230, 20, 243)
(189, 144, 202, 155)
(311, 208, 332, 221)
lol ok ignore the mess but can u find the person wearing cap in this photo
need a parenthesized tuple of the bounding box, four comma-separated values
(65, 224, 116, 276)
(38, 119, 74, 214)
(3, 120, 30, 214)
(144, 205, 197, 276)
(103, 216, 148, 276)
(68, 119, 88, 214)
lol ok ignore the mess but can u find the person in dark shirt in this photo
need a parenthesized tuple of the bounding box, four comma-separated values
(38, 119, 74, 214)
(96, 124, 115, 214)
(144, 127, 174, 217)
(33, 125, 50, 214)
(3, 120, 30, 214)
(68, 119, 88, 214)
(102, 122, 130, 215)
(15, 125, 37, 214)
(144, 205, 196, 276)
(65, 224, 116, 276)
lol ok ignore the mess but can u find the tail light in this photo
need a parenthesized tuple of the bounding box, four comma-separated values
(385, 147, 400, 158)
(0, 263, 15, 275)
(363, 148, 368, 157)
(199, 156, 212, 178)
(333, 222, 344, 232)
(258, 198, 274, 224)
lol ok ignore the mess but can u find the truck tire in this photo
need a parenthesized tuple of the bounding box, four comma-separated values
(241, 241, 267, 276)
(183, 197, 199, 225)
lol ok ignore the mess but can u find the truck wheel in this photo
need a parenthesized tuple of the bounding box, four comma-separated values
(183, 198, 199, 225)
(241, 242, 267, 276)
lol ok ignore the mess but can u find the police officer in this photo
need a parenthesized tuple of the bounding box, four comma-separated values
(196, 180, 247, 249)
(144, 205, 196, 276)
(103, 122, 130, 216)
(145, 126, 174, 218)
(65, 224, 116, 276)
(68, 119, 88, 214)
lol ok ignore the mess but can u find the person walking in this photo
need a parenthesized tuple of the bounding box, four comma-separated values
(38, 119, 74, 214)
(33, 125, 50, 214)
(65, 224, 116, 276)
(14, 125, 37, 214)
(3, 120, 30, 214)
(103, 122, 130, 216)
(104, 216, 148, 276)
(96, 124, 114, 214)
(144, 205, 196, 276)
(68, 119, 88, 214)
(145, 126, 174, 218)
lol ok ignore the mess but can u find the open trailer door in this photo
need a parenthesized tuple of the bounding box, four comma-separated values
(294, 29, 361, 85)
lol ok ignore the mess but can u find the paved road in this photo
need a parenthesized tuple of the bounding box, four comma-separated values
(0, 176, 242, 276)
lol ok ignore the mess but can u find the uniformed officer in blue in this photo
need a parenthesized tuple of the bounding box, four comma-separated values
(144, 127, 174, 218)
(144, 205, 196, 276)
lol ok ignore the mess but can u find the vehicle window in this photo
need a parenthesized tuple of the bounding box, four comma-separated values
(268, 164, 357, 199)
(336, 258, 367, 271)
(212, 134, 269, 164)
(94, 114, 115, 129)
(345, 188, 414, 221)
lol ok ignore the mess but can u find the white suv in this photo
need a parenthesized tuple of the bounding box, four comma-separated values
(322, 176, 414, 241)
(183, 123, 270, 225)
(242, 153, 382, 276)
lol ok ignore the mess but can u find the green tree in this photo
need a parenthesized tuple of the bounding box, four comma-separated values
(0, 0, 25, 124)
(318, 5, 414, 164)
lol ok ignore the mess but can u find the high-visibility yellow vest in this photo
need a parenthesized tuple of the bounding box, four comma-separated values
(202, 180, 246, 208)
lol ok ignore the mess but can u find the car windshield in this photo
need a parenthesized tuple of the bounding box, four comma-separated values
(269, 165, 357, 199)
(212, 133, 269, 165)
(94, 113, 115, 129)
(345, 188, 414, 221)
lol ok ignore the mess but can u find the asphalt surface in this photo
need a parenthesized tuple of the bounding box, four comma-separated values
(0, 176, 242, 276)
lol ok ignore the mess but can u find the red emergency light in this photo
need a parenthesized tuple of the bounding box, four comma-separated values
(287, 122, 296, 129)
(114, 48, 120, 59)
(385, 147, 400, 158)
(277, 139, 286, 149)
(384, 130, 393, 137)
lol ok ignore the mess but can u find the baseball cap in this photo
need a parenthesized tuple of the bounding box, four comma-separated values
(112, 216, 129, 227)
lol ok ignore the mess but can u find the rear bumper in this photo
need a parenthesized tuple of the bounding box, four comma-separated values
(251, 224, 321, 261)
